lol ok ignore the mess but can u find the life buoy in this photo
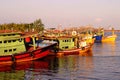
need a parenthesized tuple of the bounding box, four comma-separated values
(25, 37, 31, 42)
(72, 31, 77, 36)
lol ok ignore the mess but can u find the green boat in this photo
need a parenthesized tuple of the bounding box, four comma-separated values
(0, 32, 57, 64)
(44, 33, 92, 56)
(0, 32, 26, 55)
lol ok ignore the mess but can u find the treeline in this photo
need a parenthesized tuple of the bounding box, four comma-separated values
(0, 19, 44, 32)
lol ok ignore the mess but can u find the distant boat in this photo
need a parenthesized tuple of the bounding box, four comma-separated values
(0, 32, 57, 64)
(94, 27, 117, 43)
(102, 34, 117, 42)
(94, 34, 117, 43)
(94, 35, 102, 43)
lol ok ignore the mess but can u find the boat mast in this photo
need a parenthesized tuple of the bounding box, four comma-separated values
(32, 35, 36, 50)
(112, 27, 114, 35)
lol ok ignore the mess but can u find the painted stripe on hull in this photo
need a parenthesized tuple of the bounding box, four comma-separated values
(0, 49, 50, 64)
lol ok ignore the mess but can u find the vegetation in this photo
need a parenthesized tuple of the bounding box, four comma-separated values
(0, 19, 44, 32)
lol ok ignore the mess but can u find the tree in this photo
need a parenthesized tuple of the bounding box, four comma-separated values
(0, 18, 45, 32)
(33, 19, 44, 32)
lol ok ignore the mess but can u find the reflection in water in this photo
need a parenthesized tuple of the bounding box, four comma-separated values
(55, 51, 93, 79)
(0, 50, 120, 80)
(79, 50, 93, 56)
(93, 41, 117, 56)
(0, 60, 49, 80)
(0, 52, 94, 80)
(55, 51, 94, 80)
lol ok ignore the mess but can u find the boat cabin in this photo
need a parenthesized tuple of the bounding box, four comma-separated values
(58, 37, 75, 50)
(0, 33, 26, 56)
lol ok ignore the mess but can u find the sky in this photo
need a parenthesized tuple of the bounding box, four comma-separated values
(0, 0, 120, 29)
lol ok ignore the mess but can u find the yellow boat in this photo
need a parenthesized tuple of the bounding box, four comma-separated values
(102, 27, 117, 42)
(102, 34, 117, 42)
(94, 27, 117, 43)
(85, 38, 95, 44)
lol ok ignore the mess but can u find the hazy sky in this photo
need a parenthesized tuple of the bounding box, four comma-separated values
(0, 0, 120, 29)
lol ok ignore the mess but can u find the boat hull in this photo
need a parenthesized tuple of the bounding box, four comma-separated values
(102, 35, 117, 42)
(57, 45, 92, 56)
(0, 43, 56, 64)
(94, 35, 102, 43)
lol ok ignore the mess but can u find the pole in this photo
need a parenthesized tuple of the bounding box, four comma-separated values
(32, 35, 36, 50)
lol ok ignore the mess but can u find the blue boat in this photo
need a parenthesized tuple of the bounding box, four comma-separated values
(94, 35, 102, 43)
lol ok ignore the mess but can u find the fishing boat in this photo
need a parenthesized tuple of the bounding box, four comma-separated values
(0, 32, 57, 64)
(44, 30, 93, 56)
(57, 45, 92, 56)
(94, 35, 102, 43)
(82, 33, 95, 45)
(56, 37, 93, 56)
(94, 27, 117, 42)
(93, 28, 104, 43)
(102, 34, 117, 42)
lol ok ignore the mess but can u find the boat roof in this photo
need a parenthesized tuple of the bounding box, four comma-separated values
(0, 32, 22, 35)
(44, 35, 78, 40)
(0, 33, 39, 41)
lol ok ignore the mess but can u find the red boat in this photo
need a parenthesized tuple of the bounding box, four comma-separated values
(0, 32, 57, 64)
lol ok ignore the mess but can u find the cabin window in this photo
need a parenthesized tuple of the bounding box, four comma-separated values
(65, 40, 67, 42)
(9, 49, 12, 52)
(8, 34, 11, 36)
(4, 41, 7, 43)
(62, 47, 64, 49)
(73, 38, 75, 42)
(63, 39, 71, 42)
(67, 40, 69, 42)
(4, 50, 7, 52)
(13, 48, 16, 51)
(65, 46, 68, 49)
(0, 41, 2, 43)
(18, 39, 22, 42)
(8, 40, 11, 43)
(3, 35, 6, 36)
(62, 46, 68, 49)
(12, 34, 15, 36)
(13, 40, 16, 42)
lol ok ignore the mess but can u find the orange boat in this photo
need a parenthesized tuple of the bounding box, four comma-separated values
(57, 44, 92, 56)
(44, 35, 93, 56)
(0, 32, 57, 64)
